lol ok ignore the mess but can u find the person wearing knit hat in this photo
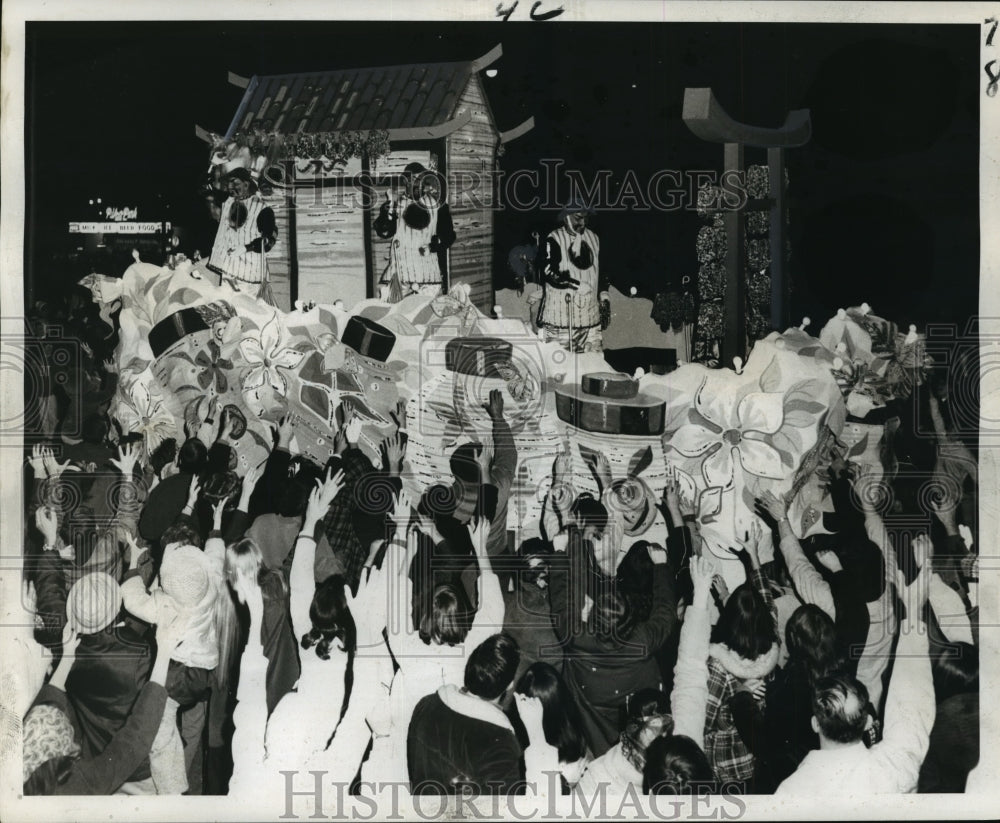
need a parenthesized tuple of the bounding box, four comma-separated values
(66, 573, 122, 635)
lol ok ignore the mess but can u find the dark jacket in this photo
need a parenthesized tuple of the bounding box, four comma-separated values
(25, 681, 167, 795)
(549, 530, 678, 756)
(407, 685, 523, 795)
(918, 692, 979, 793)
(65, 624, 154, 782)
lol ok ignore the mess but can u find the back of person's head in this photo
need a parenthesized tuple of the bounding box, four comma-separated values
(617, 540, 655, 621)
(464, 633, 520, 701)
(159, 546, 212, 610)
(449, 442, 482, 486)
(811, 674, 870, 743)
(786, 604, 845, 685)
(516, 662, 587, 764)
(642, 734, 714, 794)
(932, 642, 978, 702)
(621, 689, 673, 772)
(160, 519, 204, 553)
(571, 495, 608, 539)
(517, 537, 554, 588)
(149, 437, 178, 478)
(711, 580, 778, 660)
(201, 471, 242, 511)
(277, 475, 312, 519)
(80, 413, 110, 446)
(419, 582, 472, 646)
(225, 537, 263, 591)
(177, 437, 208, 474)
(302, 574, 356, 658)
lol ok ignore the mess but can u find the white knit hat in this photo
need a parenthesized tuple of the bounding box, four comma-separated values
(159, 546, 212, 610)
(66, 573, 121, 634)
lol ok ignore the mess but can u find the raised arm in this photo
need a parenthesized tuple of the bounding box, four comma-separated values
(874, 565, 936, 792)
(465, 518, 506, 653)
(758, 491, 836, 619)
(290, 468, 346, 640)
(671, 556, 714, 746)
(228, 580, 269, 795)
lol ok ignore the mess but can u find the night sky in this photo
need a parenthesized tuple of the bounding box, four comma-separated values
(25, 21, 980, 329)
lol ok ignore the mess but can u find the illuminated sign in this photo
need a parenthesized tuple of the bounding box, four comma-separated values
(105, 206, 139, 221)
(69, 222, 169, 234)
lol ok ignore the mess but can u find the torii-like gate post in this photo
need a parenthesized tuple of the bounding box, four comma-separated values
(682, 88, 811, 366)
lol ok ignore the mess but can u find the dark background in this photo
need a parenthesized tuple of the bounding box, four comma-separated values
(25, 21, 980, 330)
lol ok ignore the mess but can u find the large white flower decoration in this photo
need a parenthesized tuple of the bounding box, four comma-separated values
(115, 379, 177, 461)
(239, 313, 305, 397)
(667, 377, 785, 489)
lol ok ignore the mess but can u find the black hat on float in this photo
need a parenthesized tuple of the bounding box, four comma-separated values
(559, 197, 596, 221)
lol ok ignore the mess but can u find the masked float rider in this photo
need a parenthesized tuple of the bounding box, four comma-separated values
(374, 162, 456, 301)
(209, 167, 278, 306)
(538, 201, 611, 353)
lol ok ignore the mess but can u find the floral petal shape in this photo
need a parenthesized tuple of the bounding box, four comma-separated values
(694, 377, 737, 430)
(239, 339, 266, 367)
(697, 485, 723, 519)
(259, 314, 283, 356)
(243, 366, 268, 391)
(270, 347, 306, 371)
(737, 391, 784, 435)
(737, 439, 786, 480)
(702, 445, 735, 489)
(668, 423, 721, 458)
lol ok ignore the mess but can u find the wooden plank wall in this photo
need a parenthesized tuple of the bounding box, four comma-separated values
(293, 184, 368, 308)
(446, 73, 498, 313)
(261, 188, 293, 311)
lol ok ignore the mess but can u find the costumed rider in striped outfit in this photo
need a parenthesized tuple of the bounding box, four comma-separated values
(538, 200, 611, 353)
(209, 166, 278, 306)
(374, 162, 456, 302)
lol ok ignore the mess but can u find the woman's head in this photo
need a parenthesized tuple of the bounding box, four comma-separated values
(785, 604, 844, 684)
(616, 541, 656, 622)
(177, 437, 209, 474)
(516, 663, 587, 764)
(642, 734, 714, 794)
(516, 537, 554, 589)
(620, 689, 673, 772)
(301, 574, 356, 659)
(571, 495, 608, 542)
(711, 581, 778, 660)
(418, 582, 472, 646)
(225, 537, 263, 602)
(589, 588, 640, 642)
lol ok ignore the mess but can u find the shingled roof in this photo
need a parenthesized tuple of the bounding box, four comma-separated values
(223, 44, 503, 141)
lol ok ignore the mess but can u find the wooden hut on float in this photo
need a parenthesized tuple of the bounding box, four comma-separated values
(196, 44, 534, 313)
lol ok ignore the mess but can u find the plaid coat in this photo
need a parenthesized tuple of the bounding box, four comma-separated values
(703, 567, 779, 786)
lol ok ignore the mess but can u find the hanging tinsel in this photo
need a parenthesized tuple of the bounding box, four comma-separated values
(746, 165, 770, 199)
(695, 225, 727, 263)
(746, 210, 769, 235)
(226, 128, 391, 164)
(746, 238, 772, 272)
(698, 263, 726, 301)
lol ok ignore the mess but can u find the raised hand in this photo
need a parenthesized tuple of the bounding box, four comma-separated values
(35, 505, 59, 547)
(735, 678, 767, 701)
(212, 498, 228, 531)
(347, 564, 388, 646)
(60, 622, 82, 659)
(513, 693, 546, 744)
(482, 388, 504, 421)
(110, 441, 141, 477)
(276, 414, 296, 450)
(756, 490, 789, 525)
(240, 461, 265, 504)
(390, 489, 412, 532)
(28, 444, 48, 478)
(896, 563, 931, 625)
(344, 411, 364, 445)
(124, 532, 147, 569)
(43, 448, 80, 478)
(382, 432, 406, 475)
(304, 467, 347, 526)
